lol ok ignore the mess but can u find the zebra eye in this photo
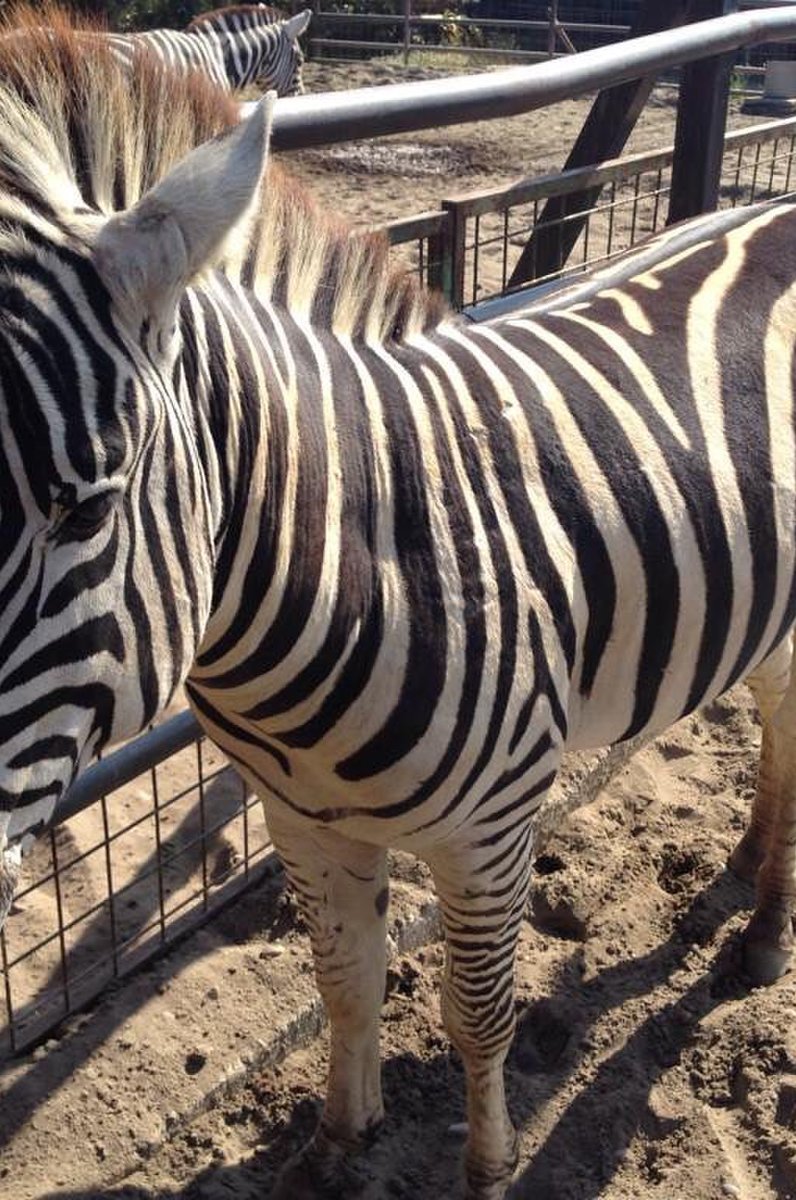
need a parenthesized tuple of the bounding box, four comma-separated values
(53, 492, 116, 543)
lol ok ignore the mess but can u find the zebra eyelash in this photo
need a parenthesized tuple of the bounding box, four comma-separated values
(49, 488, 118, 544)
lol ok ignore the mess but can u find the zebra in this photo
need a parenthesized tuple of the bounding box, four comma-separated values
(107, 4, 310, 94)
(1, 11, 796, 1200)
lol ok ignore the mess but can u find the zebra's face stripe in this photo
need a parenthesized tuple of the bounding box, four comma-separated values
(251, 41, 304, 94)
(0, 252, 216, 841)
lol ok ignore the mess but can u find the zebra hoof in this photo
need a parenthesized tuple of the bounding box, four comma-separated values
(271, 1132, 368, 1200)
(743, 937, 792, 987)
(742, 917, 793, 986)
(464, 1184, 515, 1200)
(464, 1171, 518, 1200)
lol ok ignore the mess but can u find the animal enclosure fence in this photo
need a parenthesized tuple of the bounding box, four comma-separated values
(306, 0, 632, 65)
(0, 714, 274, 1056)
(382, 114, 796, 307)
(4, 4, 796, 1061)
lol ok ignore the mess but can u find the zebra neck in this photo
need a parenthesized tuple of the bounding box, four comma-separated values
(213, 27, 270, 88)
(186, 288, 393, 721)
(183, 289, 316, 646)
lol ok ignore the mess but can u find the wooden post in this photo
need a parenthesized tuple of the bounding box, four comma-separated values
(508, 0, 694, 290)
(667, 0, 734, 224)
(403, 0, 411, 66)
(306, 0, 321, 62)
(441, 199, 467, 309)
(428, 213, 454, 298)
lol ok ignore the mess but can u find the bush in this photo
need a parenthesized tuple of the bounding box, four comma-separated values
(70, 1, 229, 32)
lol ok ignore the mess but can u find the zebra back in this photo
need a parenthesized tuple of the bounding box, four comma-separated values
(108, 27, 230, 91)
(186, 4, 286, 33)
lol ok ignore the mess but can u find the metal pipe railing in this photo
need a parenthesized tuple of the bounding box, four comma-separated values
(54, 710, 202, 826)
(265, 8, 796, 150)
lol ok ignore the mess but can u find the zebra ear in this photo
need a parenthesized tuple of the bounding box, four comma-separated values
(93, 96, 274, 338)
(284, 9, 311, 39)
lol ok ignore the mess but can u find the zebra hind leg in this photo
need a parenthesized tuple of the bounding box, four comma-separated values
(264, 807, 389, 1198)
(428, 833, 534, 1200)
(730, 637, 792, 882)
(734, 636, 796, 985)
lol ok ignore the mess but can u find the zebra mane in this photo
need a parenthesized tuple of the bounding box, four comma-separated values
(0, 5, 447, 343)
(186, 5, 284, 33)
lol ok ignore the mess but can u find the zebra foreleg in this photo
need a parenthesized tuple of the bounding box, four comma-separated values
(264, 807, 388, 1196)
(734, 638, 796, 985)
(428, 837, 533, 1200)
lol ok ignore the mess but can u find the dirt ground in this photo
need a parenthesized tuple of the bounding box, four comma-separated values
(140, 688, 796, 1200)
(2, 59, 796, 1200)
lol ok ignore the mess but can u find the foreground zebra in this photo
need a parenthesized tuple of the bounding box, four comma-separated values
(108, 3, 310, 93)
(0, 11, 795, 1199)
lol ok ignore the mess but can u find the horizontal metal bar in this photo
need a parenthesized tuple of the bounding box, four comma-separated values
(53, 710, 202, 826)
(444, 145, 675, 217)
(724, 113, 796, 146)
(265, 10, 796, 151)
(315, 11, 630, 34)
(310, 38, 551, 60)
(380, 209, 449, 242)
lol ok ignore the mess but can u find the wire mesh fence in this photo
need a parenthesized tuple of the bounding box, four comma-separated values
(383, 115, 796, 307)
(0, 723, 274, 1058)
(307, 1, 632, 66)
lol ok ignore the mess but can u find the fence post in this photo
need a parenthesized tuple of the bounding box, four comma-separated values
(548, 0, 558, 58)
(427, 212, 454, 298)
(667, 0, 734, 224)
(507, 0, 692, 290)
(307, 0, 321, 62)
(403, 0, 412, 66)
(440, 199, 466, 309)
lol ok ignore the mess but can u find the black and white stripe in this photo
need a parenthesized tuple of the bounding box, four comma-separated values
(1, 25, 795, 1200)
(110, 4, 310, 94)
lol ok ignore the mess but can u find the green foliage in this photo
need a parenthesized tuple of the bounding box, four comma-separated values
(439, 8, 483, 47)
(68, 1, 231, 32)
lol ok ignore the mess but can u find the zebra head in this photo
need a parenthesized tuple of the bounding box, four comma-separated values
(193, 6, 311, 95)
(270, 9, 311, 95)
(0, 41, 273, 910)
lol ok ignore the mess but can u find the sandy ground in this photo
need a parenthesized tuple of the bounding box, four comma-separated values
(2, 58, 796, 1200)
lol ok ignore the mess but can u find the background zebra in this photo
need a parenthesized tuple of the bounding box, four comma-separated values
(1, 9, 795, 1200)
(108, 3, 310, 94)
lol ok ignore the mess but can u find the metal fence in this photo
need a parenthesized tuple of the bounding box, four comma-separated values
(307, 0, 631, 65)
(0, 719, 274, 1056)
(382, 114, 796, 307)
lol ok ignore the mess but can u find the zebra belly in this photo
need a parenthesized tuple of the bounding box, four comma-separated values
(189, 569, 566, 849)
(563, 497, 796, 752)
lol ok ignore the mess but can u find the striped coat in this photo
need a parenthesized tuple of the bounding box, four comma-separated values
(108, 4, 310, 93)
(0, 17, 794, 1200)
